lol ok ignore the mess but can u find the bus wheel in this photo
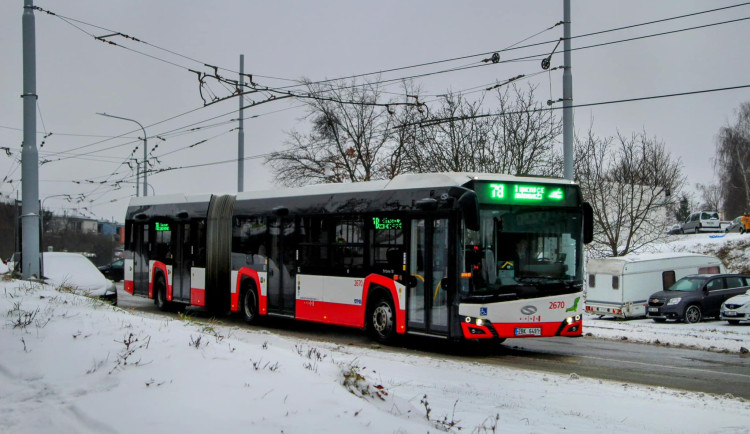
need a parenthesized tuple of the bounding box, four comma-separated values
(241, 285, 259, 324)
(368, 295, 396, 344)
(154, 275, 169, 312)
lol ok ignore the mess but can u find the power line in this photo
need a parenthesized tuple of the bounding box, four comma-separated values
(413, 84, 750, 128)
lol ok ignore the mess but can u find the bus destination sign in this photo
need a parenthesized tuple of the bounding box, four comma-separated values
(155, 222, 171, 232)
(477, 182, 576, 206)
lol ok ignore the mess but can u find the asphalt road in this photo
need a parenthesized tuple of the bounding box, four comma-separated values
(115, 284, 750, 399)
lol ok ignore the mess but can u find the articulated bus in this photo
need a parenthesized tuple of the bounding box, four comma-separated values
(124, 172, 593, 343)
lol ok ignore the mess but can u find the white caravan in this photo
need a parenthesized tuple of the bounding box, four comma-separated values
(585, 253, 723, 319)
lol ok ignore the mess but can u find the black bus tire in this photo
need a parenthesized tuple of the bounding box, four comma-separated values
(241, 283, 259, 324)
(367, 293, 397, 344)
(154, 275, 169, 312)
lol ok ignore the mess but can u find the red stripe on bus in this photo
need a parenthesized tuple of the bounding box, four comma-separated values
(124, 280, 134, 295)
(295, 300, 362, 327)
(460, 322, 494, 339)
(234, 268, 266, 315)
(363, 274, 406, 334)
(151, 261, 170, 301)
(190, 288, 206, 307)
(491, 320, 583, 338)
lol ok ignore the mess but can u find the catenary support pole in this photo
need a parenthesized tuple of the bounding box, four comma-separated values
(21, 0, 41, 279)
(238, 54, 245, 192)
(563, 0, 574, 181)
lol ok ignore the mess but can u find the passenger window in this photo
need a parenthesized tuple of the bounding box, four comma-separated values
(662, 271, 675, 291)
(725, 277, 743, 288)
(588, 274, 595, 287)
(698, 266, 720, 274)
(612, 276, 619, 290)
(706, 278, 725, 291)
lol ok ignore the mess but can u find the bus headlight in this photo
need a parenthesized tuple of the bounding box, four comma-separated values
(476, 318, 485, 327)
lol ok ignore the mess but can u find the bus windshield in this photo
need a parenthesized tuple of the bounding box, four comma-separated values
(462, 207, 584, 298)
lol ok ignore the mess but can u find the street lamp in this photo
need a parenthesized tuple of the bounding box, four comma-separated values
(97, 112, 148, 196)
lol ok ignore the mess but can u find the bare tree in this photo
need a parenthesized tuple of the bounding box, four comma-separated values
(405, 84, 561, 176)
(266, 78, 402, 186)
(695, 183, 723, 212)
(716, 102, 750, 218)
(576, 129, 685, 257)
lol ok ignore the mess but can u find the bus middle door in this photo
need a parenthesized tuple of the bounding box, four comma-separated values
(267, 216, 297, 316)
(171, 222, 192, 302)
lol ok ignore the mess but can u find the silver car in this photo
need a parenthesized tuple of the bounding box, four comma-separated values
(725, 216, 746, 234)
(682, 211, 721, 234)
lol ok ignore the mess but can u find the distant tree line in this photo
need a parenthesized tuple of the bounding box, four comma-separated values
(716, 102, 750, 219)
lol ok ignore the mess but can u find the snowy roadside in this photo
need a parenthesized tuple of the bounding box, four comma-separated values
(583, 314, 750, 354)
(2, 278, 750, 434)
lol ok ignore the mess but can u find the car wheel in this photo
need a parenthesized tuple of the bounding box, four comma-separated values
(741, 228, 745, 234)
(683, 305, 702, 324)
(368, 294, 396, 344)
(728, 320, 740, 325)
(652, 318, 666, 323)
(241, 284, 259, 324)
(154, 275, 169, 312)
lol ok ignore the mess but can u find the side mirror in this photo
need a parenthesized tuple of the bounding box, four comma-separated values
(458, 191, 480, 231)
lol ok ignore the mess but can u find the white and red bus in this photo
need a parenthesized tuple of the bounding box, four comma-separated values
(124, 172, 593, 343)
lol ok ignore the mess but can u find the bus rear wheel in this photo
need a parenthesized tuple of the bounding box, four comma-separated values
(241, 284, 259, 324)
(368, 295, 396, 344)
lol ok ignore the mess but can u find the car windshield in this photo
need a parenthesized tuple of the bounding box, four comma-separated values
(668, 276, 707, 292)
(461, 207, 583, 297)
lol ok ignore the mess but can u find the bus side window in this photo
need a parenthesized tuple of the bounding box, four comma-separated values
(299, 216, 329, 274)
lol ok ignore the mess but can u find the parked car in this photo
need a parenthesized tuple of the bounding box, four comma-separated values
(646, 274, 750, 323)
(98, 258, 124, 282)
(585, 253, 722, 319)
(725, 216, 744, 233)
(43, 252, 117, 305)
(681, 211, 721, 234)
(720, 289, 750, 324)
(666, 224, 683, 235)
(725, 214, 750, 234)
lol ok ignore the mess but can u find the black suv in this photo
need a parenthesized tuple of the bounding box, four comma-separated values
(98, 259, 124, 282)
(646, 274, 750, 323)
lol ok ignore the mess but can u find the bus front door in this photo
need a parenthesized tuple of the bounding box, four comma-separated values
(408, 218, 450, 335)
(267, 217, 297, 316)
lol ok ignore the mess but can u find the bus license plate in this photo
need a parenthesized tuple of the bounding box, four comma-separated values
(724, 311, 737, 316)
(515, 327, 542, 336)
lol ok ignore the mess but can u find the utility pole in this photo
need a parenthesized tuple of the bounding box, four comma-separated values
(21, 0, 41, 279)
(562, 0, 574, 181)
(238, 54, 245, 192)
(97, 113, 148, 196)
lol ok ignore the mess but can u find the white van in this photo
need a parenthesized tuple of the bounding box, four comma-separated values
(585, 253, 723, 319)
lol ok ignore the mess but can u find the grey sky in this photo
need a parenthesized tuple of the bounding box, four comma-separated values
(2, 1, 749, 223)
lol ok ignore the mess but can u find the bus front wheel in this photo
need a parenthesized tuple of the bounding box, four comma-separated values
(368, 295, 396, 344)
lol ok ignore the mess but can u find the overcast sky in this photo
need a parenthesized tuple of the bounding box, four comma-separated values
(2, 1, 749, 223)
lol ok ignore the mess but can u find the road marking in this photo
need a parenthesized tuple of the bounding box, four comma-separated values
(578, 354, 750, 379)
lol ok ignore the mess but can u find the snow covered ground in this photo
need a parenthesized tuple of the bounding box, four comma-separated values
(2, 278, 750, 434)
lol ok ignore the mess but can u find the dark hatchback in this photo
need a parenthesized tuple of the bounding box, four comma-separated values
(98, 259, 124, 282)
(646, 274, 750, 323)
